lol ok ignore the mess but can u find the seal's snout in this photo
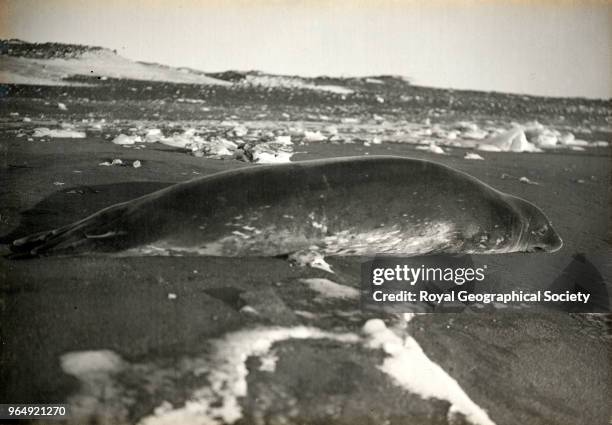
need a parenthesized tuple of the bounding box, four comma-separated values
(508, 196, 563, 254)
(528, 225, 563, 253)
(543, 230, 563, 253)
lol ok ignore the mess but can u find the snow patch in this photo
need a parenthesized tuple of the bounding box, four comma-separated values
(59, 322, 497, 425)
(139, 327, 359, 425)
(299, 278, 360, 300)
(242, 74, 353, 95)
(362, 319, 496, 425)
(61, 350, 124, 376)
(60, 350, 127, 422)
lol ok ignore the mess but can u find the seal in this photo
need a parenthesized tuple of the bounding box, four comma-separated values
(9, 156, 562, 257)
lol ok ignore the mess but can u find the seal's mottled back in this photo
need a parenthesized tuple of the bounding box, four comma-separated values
(10, 156, 562, 258)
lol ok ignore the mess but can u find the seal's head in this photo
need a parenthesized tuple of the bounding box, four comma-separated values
(507, 196, 563, 253)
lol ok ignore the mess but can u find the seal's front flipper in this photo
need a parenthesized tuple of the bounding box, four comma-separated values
(288, 249, 335, 274)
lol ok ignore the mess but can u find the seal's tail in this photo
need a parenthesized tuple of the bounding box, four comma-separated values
(8, 203, 130, 258)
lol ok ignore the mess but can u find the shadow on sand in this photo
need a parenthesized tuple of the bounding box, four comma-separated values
(0, 181, 173, 243)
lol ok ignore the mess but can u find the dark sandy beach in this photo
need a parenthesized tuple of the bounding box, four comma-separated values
(1, 75, 611, 425)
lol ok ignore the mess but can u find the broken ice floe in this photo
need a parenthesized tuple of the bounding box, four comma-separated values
(33, 127, 86, 138)
(237, 136, 294, 164)
(395, 120, 602, 152)
(109, 128, 295, 163)
(475, 124, 582, 152)
(42, 117, 605, 158)
(478, 127, 540, 153)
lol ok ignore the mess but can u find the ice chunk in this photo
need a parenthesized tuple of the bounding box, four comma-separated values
(416, 143, 445, 155)
(563, 138, 589, 147)
(232, 125, 248, 137)
(464, 152, 484, 160)
(273, 135, 292, 145)
(477, 144, 502, 152)
(252, 150, 293, 164)
(480, 127, 539, 152)
(112, 134, 142, 145)
(453, 121, 479, 132)
(519, 176, 539, 185)
(303, 130, 327, 142)
(144, 128, 163, 143)
(324, 125, 339, 136)
(524, 123, 560, 148)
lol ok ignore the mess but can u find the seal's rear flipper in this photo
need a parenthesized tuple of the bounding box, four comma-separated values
(11, 224, 72, 252)
(8, 203, 130, 257)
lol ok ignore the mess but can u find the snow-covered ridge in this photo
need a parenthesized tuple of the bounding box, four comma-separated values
(0, 40, 358, 92)
(0, 39, 230, 86)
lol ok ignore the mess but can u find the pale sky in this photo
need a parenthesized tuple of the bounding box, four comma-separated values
(1, 0, 610, 98)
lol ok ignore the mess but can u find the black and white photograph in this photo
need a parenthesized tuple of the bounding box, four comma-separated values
(0, 1, 610, 424)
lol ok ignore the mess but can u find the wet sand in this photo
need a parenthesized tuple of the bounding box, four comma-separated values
(1, 127, 610, 425)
